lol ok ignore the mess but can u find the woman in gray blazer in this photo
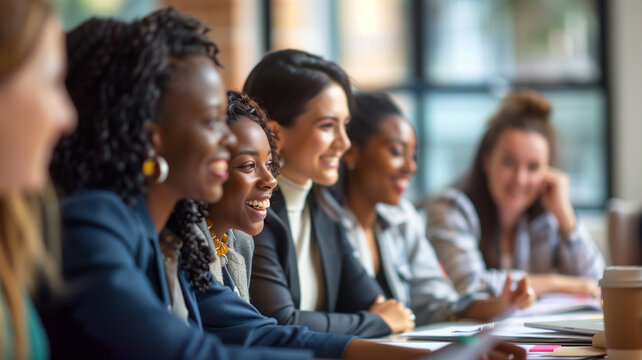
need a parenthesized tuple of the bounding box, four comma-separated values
(425, 90, 605, 298)
(328, 92, 535, 325)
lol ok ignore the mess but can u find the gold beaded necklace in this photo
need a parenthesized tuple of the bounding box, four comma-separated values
(205, 218, 228, 266)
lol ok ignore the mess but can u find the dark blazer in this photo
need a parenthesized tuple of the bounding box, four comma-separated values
(42, 190, 350, 360)
(192, 269, 352, 359)
(250, 187, 391, 338)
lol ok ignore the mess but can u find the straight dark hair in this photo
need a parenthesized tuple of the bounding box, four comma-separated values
(347, 91, 403, 148)
(243, 49, 354, 127)
(330, 91, 406, 206)
(458, 89, 556, 253)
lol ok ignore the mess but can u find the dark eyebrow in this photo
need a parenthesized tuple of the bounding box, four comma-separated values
(314, 116, 339, 123)
(231, 150, 259, 159)
(387, 138, 418, 152)
(387, 138, 406, 146)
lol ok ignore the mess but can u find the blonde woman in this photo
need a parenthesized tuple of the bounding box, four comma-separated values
(0, 0, 76, 358)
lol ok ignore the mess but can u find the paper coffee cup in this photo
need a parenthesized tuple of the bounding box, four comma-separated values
(599, 266, 642, 360)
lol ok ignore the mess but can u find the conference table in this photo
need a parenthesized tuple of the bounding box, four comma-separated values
(368, 294, 606, 359)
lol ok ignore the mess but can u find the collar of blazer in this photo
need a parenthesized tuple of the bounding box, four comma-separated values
(133, 195, 173, 311)
(267, 186, 338, 310)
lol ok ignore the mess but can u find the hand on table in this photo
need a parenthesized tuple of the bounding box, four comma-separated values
(531, 274, 600, 298)
(479, 342, 526, 360)
(369, 295, 415, 333)
(462, 275, 536, 322)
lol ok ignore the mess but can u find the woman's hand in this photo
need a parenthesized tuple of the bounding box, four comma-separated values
(431, 340, 526, 360)
(511, 276, 537, 309)
(480, 342, 527, 360)
(369, 295, 415, 333)
(462, 275, 536, 322)
(342, 339, 526, 360)
(540, 168, 577, 236)
(530, 274, 600, 298)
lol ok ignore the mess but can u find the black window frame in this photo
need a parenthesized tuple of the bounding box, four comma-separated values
(261, 0, 611, 209)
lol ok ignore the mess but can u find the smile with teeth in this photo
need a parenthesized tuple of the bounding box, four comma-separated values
(209, 160, 228, 173)
(246, 199, 270, 210)
(394, 179, 409, 188)
(392, 178, 410, 192)
(321, 156, 340, 166)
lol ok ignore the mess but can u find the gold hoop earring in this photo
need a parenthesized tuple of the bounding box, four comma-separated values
(142, 154, 169, 184)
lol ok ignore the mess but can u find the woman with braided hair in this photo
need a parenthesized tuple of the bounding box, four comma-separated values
(0, 0, 76, 358)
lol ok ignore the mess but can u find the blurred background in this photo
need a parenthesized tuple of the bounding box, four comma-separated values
(51, 0, 642, 261)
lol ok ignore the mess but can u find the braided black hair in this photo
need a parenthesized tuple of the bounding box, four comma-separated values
(50, 8, 221, 205)
(166, 199, 213, 293)
(167, 90, 280, 293)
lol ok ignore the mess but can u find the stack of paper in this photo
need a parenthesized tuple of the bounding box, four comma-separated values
(514, 294, 601, 317)
(400, 323, 593, 345)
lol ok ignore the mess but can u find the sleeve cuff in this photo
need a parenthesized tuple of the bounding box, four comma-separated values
(303, 333, 356, 359)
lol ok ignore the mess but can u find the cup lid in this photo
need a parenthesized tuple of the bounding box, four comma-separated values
(599, 266, 642, 288)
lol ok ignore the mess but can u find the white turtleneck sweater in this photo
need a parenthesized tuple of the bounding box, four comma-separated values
(277, 175, 326, 311)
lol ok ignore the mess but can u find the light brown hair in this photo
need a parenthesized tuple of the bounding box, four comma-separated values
(459, 89, 556, 255)
(0, 0, 56, 357)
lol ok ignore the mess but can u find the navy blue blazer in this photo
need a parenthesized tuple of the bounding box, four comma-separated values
(44, 190, 350, 359)
(191, 270, 353, 359)
(250, 188, 391, 338)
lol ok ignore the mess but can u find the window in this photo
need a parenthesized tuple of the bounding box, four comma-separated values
(264, 0, 609, 208)
(53, 0, 157, 30)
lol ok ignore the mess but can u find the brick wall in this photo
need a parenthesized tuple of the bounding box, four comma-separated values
(162, 0, 262, 90)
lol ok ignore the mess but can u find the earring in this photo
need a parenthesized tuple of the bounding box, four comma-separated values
(279, 157, 285, 168)
(142, 153, 169, 184)
(346, 163, 356, 171)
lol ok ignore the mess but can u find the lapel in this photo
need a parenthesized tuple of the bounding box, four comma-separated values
(308, 188, 336, 311)
(270, 189, 302, 307)
(178, 262, 203, 328)
(133, 197, 171, 309)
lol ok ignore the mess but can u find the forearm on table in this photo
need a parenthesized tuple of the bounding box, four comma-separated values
(342, 339, 430, 359)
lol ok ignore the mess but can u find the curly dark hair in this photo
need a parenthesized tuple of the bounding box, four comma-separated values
(226, 89, 280, 177)
(166, 199, 213, 293)
(50, 8, 222, 293)
(167, 90, 280, 293)
(50, 7, 221, 205)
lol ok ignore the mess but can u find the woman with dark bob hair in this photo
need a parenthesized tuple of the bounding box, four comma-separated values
(425, 90, 605, 299)
(45, 8, 350, 360)
(244, 49, 416, 339)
